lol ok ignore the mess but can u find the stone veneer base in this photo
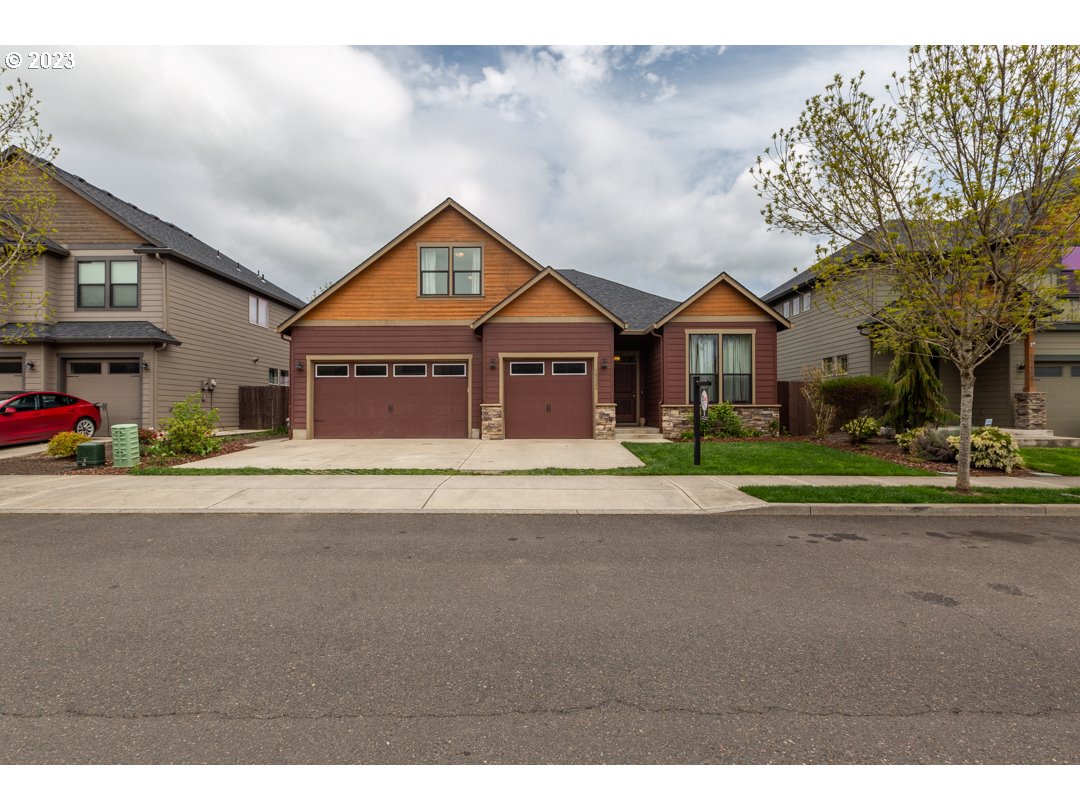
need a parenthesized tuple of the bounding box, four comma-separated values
(661, 404, 782, 439)
(1013, 392, 1047, 430)
(594, 403, 616, 440)
(481, 404, 504, 440)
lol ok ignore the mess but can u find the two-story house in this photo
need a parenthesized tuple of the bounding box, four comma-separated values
(279, 199, 790, 440)
(0, 151, 304, 431)
(762, 247, 1080, 437)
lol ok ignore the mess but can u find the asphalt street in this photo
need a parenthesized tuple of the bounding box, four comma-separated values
(1, 514, 1077, 764)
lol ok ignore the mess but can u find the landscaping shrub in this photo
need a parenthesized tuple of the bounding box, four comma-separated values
(801, 364, 838, 438)
(841, 415, 879, 444)
(151, 393, 222, 458)
(883, 341, 950, 429)
(905, 426, 958, 463)
(820, 375, 896, 424)
(703, 402, 749, 438)
(947, 426, 1023, 473)
(46, 431, 91, 458)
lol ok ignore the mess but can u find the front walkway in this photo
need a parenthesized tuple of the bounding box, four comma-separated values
(180, 438, 645, 472)
(1, 473, 1079, 515)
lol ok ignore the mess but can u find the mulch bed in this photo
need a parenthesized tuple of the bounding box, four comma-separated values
(0, 435, 281, 476)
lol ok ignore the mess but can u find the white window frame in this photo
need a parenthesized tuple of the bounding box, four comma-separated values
(551, 361, 587, 375)
(432, 363, 467, 377)
(249, 295, 269, 328)
(354, 364, 389, 377)
(801, 292, 811, 312)
(393, 363, 428, 377)
(509, 361, 545, 376)
(314, 363, 349, 378)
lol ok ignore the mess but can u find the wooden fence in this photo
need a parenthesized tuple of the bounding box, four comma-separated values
(239, 385, 289, 431)
(777, 380, 815, 436)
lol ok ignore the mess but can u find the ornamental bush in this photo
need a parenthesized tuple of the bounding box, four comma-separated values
(702, 402, 748, 438)
(841, 415, 879, 444)
(46, 431, 91, 458)
(947, 427, 1023, 473)
(819, 375, 895, 425)
(153, 392, 222, 457)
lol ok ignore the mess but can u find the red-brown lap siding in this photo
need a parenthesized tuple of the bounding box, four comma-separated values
(661, 322, 778, 405)
(290, 325, 484, 433)
(481, 323, 616, 404)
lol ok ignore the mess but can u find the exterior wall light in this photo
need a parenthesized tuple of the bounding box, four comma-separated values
(25, 360, 35, 370)
(295, 360, 303, 371)
(600, 357, 609, 370)
(488, 358, 497, 370)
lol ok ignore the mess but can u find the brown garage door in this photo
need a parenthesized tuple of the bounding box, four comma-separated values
(65, 358, 142, 430)
(504, 359, 593, 439)
(312, 361, 469, 438)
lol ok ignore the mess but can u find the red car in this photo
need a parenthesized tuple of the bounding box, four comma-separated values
(0, 391, 101, 447)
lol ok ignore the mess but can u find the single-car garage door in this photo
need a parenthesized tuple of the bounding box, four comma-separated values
(0, 356, 23, 392)
(312, 361, 469, 438)
(1035, 362, 1080, 437)
(504, 359, 593, 439)
(65, 358, 143, 430)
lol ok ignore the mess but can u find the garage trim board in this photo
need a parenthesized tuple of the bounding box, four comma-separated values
(305, 354, 473, 438)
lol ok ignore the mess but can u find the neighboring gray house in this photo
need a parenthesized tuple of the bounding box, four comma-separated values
(0, 153, 304, 430)
(762, 249, 1080, 436)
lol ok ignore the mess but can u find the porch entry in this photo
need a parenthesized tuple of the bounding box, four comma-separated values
(614, 353, 638, 424)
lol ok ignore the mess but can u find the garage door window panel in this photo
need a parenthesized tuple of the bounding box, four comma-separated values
(69, 361, 102, 375)
(109, 361, 141, 375)
(355, 364, 388, 377)
(510, 362, 544, 375)
(315, 364, 349, 378)
(394, 364, 427, 377)
(432, 364, 466, 377)
(552, 361, 587, 375)
(0, 360, 21, 374)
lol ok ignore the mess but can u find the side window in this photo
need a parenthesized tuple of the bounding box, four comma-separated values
(39, 394, 64, 409)
(9, 395, 38, 412)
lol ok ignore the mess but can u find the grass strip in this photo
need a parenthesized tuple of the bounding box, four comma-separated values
(1018, 447, 1080, 476)
(624, 441, 925, 476)
(740, 485, 1080, 504)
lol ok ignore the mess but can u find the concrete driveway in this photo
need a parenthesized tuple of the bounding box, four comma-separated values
(180, 438, 645, 471)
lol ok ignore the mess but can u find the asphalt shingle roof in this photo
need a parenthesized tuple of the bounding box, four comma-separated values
(44, 160, 305, 310)
(554, 268, 680, 331)
(0, 320, 180, 345)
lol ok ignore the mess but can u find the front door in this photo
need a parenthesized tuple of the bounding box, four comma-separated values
(615, 355, 637, 424)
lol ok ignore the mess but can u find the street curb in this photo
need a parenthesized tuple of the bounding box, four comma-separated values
(747, 503, 1080, 517)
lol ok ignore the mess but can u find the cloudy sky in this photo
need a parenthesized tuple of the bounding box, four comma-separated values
(4, 44, 912, 302)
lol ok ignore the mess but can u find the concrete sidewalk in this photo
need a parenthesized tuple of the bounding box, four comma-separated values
(1, 473, 1079, 515)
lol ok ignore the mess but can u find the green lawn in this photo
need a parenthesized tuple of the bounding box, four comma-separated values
(741, 484, 1080, 504)
(130, 440, 924, 477)
(1019, 447, 1080, 476)
(621, 441, 926, 476)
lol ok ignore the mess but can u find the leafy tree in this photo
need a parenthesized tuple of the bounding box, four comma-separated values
(884, 340, 950, 430)
(0, 69, 58, 338)
(752, 46, 1080, 490)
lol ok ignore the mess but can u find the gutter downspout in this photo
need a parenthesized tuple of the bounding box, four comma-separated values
(153, 253, 169, 427)
(651, 327, 664, 429)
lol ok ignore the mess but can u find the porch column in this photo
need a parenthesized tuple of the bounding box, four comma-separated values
(1013, 330, 1046, 430)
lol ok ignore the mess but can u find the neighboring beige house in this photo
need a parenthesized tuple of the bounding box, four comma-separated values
(762, 249, 1080, 436)
(0, 152, 303, 430)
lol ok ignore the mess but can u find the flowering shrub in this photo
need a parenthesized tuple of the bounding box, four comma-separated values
(46, 431, 91, 458)
(148, 393, 222, 458)
(841, 415, 879, 444)
(947, 427, 1023, 473)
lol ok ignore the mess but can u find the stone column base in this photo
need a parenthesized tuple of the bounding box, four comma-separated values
(1013, 392, 1047, 430)
(481, 404, 504, 440)
(594, 403, 616, 439)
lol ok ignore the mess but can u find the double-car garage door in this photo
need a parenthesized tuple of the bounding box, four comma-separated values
(313, 361, 469, 438)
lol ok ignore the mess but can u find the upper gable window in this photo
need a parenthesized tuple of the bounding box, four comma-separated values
(419, 245, 482, 297)
(77, 259, 139, 309)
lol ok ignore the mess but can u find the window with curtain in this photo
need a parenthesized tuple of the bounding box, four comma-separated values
(452, 247, 482, 294)
(420, 247, 449, 295)
(722, 334, 753, 404)
(688, 334, 718, 405)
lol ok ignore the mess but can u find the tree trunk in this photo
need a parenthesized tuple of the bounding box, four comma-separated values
(956, 366, 975, 492)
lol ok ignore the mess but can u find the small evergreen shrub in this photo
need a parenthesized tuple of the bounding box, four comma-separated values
(884, 341, 950, 430)
(703, 402, 748, 438)
(152, 393, 222, 457)
(895, 427, 921, 452)
(46, 431, 91, 458)
(841, 415, 879, 444)
(820, 375, 896, 424)
(948, 427, 1024, 473)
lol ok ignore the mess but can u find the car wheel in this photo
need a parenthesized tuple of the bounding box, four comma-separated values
(74, 417, 96, 437)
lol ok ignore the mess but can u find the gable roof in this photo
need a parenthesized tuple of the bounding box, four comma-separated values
(556, 268, 680, 332)
(654, 272, 791, 330)
(469, 268, 628, 330)
(279, 198, 548, 332)
(4, 148, 304, 310)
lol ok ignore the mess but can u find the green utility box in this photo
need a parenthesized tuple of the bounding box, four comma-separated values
(110, 423, 140, 468)
(75, 441, 107, 468)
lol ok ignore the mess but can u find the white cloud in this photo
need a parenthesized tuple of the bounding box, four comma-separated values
(4, 44, 912, 301)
